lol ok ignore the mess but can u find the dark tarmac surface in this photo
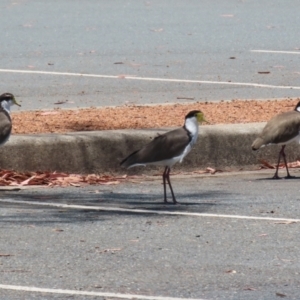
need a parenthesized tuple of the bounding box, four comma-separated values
(0, 170, 300, 299)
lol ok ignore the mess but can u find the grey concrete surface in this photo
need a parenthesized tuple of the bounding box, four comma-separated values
(1, 170, 300, 299)
(1, 0, 300, 111)
(1, 122, 299, 174)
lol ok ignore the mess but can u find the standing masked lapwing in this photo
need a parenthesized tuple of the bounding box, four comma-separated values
(0, 93, 21, 146)
(120, 110, 208, 204)
(252, 101, 300, 179)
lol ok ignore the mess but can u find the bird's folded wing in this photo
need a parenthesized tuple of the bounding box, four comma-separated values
(261, 113, 300, 145)
(133, 128, 191, 164)
(0, 114, 12, 144)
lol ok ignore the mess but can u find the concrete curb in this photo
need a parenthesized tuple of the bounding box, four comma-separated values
(1, 123, 300, 174)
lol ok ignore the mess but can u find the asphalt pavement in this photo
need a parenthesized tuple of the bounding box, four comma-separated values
(1, 0, 300, 111)
(1, 1, 300, 299)
(0, 170, 300, 299)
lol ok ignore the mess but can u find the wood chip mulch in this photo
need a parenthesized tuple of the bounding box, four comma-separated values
(0, 169, 127, 187)
(1, 160, 300, 188)
(11, 98, 299, 134)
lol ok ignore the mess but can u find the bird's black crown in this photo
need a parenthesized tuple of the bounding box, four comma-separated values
(185, 110, 202, 119)
(0, 93, 14, 102)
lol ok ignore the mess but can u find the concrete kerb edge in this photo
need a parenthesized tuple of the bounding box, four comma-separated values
(0, 122, 299, 174)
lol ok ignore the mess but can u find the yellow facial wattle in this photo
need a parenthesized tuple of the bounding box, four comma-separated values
(13, 97, 21, 107)
(196, 112, 209, 124)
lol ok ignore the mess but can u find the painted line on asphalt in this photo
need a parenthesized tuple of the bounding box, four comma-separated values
(0, 284, 207, 300)
(0, 68, 300, 90)
(1, 199, 300, 223)
(251, 49, 300, 54)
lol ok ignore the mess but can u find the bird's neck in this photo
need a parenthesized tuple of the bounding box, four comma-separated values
(1, 100, 11, 114)
(184, 117, 199, 145)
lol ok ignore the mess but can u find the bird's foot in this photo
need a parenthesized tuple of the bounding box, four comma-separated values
(272, 174, 281, 180)
(164, 198, 178, 205)
(285, 174, 295, 179)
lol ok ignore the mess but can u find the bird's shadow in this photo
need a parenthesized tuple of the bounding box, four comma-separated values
(0, 188, 231, 225)
(255, 175, 300, 181)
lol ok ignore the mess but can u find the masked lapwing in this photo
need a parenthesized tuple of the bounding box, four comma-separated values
(252, 101, 300, 179)
(120, 110, 208, 204)
(0, 93, 20, 146)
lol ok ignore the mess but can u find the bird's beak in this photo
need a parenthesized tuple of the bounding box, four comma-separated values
(196, 112, 210, 124)
(203, 118, 210, 124)
(13, 98, 21, 107)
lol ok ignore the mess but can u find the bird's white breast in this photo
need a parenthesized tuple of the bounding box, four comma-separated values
(1, 100, 11, 114)
(184, 116, 199, 146)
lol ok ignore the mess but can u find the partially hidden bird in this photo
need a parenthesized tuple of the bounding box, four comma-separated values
(252, 101, 300, 179)
(0, 93, 20, 147)
(120, 110, 208, 203)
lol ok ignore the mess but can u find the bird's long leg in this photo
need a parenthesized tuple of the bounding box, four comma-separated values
(165, 167, 177, 204)
(162, 166, 168, 203)
(273, 146, 284, 179)
(281, 145, 293, 178)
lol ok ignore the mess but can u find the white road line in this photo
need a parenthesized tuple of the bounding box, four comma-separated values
(0, 68, 300, 90)
(0, 284, 207, 300)
(1, 199, 299, 222)
(251, 49, 300, 55)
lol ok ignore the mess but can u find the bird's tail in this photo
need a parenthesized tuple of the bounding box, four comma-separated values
(251, 137, 264, 151)
(120, 150, 140, 168)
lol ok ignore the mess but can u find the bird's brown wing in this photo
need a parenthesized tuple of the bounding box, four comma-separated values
(121, 127, 191, 167)
(0, 112, 11, 145)
(260, 111, 300, 145)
